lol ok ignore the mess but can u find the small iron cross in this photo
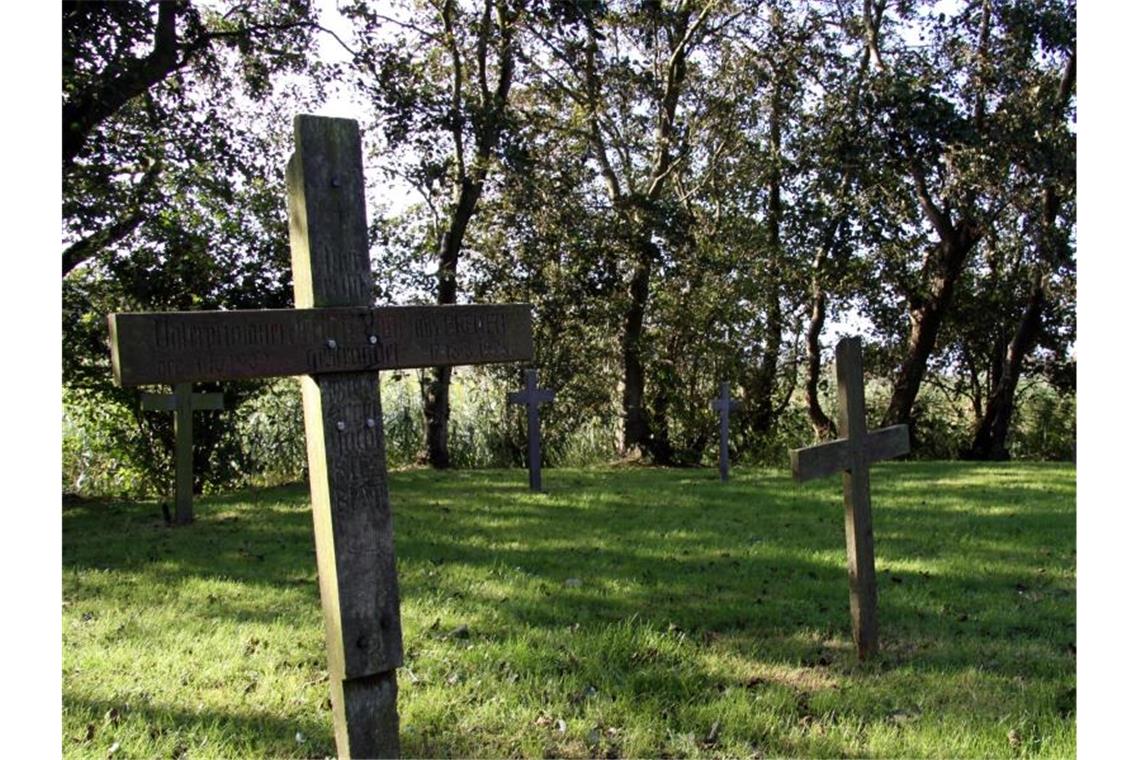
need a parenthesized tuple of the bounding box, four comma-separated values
(711, 382, 740, 482)
(508, 368, 554, 491)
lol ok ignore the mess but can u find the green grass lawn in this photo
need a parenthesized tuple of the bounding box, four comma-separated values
(62, 462, 1075, 758)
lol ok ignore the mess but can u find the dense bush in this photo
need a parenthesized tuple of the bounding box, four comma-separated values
(1009, 384, 1077, 461)
(62, 367, 1076, 499)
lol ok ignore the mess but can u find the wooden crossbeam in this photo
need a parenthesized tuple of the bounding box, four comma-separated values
(111, 304, 532, 387)
(787, 337, 910, 660)
(790, 424, 909, 482)
(507, 368, 554, 491)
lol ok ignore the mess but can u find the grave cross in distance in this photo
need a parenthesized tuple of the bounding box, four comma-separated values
(711, 382, 740, 482)
(788, 336, 909, 660)
(508, 368, 554, 491)
(108, 115, 534, 758)
(140, 382, 224, 525)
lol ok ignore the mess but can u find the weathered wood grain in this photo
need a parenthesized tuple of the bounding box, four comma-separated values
(789, 437, 850, 482)
(835, 337, 878, 661)
(110, 303, 533, 387)
(790, 425, 908, 482)
(289, 115, 400, 758)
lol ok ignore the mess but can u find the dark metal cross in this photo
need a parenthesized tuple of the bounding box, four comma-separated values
(140, 382, 225, 525)
(108, 115, 534, 758)
(711, 382, 739, 482)
(508, 368, 554, 491)
(788, 337, 909, 660)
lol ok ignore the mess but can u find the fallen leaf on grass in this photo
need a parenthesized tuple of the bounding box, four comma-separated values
(886, 709, 919, 725)
(703, 720, 721, 747)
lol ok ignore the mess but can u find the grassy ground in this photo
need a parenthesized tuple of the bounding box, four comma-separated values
(62, 462, 1075, 758)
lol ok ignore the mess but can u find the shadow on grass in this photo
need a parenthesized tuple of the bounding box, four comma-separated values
(63, 463, 1075, 754)
(62, 692, 336, 758)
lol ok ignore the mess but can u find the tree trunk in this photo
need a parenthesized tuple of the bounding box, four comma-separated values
(965, 182, 1064, 459)
(882, 229, 979, 430)
(744, 80, 785, 441)
(804, 263, 836, 440)
(963, 274, 1045, 460)
(620, 239, 666, 460)
(746, 288, 783, 438)
(423, 178, 481, 468)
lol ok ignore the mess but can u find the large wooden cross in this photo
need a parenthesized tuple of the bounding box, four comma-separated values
(711, 382, 739, 482)
(507, 368, 554, 491)
(140, 382, 224, 525)
(788, 337, 909, 660)
(108, 116, 533, 758)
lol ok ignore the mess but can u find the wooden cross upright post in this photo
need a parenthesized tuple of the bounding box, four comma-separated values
(140, 382, 225, 525)
(711, 382, 739, 482)
(507, 368, 554, 491)
(788, 337, 909, 660)
(107, 115, 534, 758)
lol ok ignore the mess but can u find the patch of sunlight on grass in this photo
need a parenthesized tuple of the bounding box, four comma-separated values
(63, 462, 1074, 758)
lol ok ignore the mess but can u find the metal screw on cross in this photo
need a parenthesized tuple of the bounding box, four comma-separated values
(507, 368, 555, 491)
(139, 382, 225, 525)
(710, 381, 740, 482)
(788, 337, 910, 660)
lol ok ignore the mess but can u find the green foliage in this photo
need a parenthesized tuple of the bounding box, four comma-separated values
(64, 364, 1077, 500)
(1009, 385, 1076, 462)
(63, 463, 1075, 758)
(62, 387, 155, 498)
(236, 379, 308, 487)
(62, 0, 1078, 482)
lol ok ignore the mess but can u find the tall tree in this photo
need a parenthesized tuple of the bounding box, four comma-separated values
(846, 0, 1074, 437)
(62, 0, 321, 276)
(63, 0, 325, 491)
(343, 0, 526, 467)
(965, 31, 1075, 459)
(521, 0, 728, 462)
